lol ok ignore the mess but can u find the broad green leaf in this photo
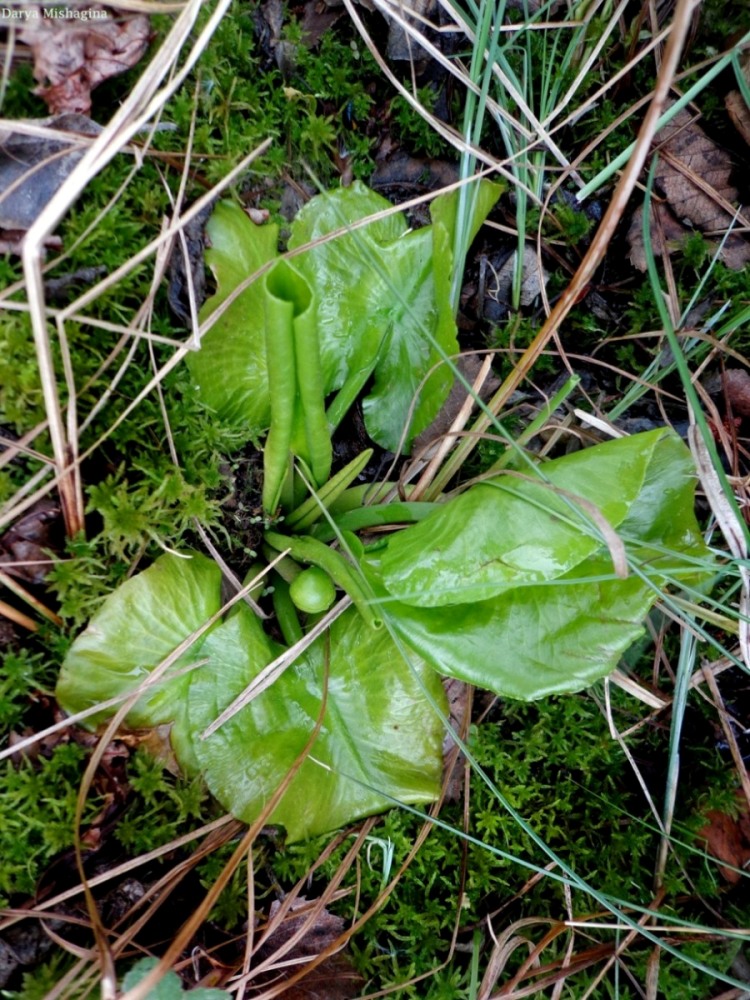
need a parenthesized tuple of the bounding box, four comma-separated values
(186, 202, 278, 438)
(366, 429, 714, 699)
(359, 227, 455, 450)
(375, 428, 678, 606)
(290, 181, 500, 451)
(614, 429, 710, 574)
(385, 561, 657, 699)
(187, 606, 446, 842)
(187, 184, 500, 454)
(288, 182, 407, 394)
(122, 957, 228, 999)
(56, 553, 221, 729)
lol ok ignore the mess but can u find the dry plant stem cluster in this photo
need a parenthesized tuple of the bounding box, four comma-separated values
(12, 819, 246, 1000)
(62, 737, 470, 1000)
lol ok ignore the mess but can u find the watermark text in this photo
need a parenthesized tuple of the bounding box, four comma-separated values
(0, 6, 110, 21)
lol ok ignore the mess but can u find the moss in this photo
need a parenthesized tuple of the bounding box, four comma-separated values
(267, 690, 737, 996)
(0, 742, 100, 902)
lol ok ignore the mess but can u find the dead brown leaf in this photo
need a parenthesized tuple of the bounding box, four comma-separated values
(627, 106, 750, 271)
(715, 236, 750, 270)
(697, 794, 750, 884)
(722, 369, 750, 416)
(706, 368, 750, 418)
(725, 89, 750, 149)
(383, 0, 544, 58)
(254, 898, 363, 999)
(488, 245, 549, 308)
(255, 0, 299, 75)
(18, 5, 150, 115)
(385, 0, 436, 62)
(372, 150, 459, 193)
(116, 723, 182, 775)
(0, 498, 62, 585)
(270, 955, 363, 999)
(726, 45, 750, 148)
(262, 897, 345, 957)
(0, 113, 102, 253)
(653, 108, 738, 230)
(412, 354, 499, 459)
(301, 0, 346, 47)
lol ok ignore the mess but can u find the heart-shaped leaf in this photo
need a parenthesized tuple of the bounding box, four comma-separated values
(383, 556, 659, 699)
(365, 429, 714, 698)
(186, 605, 447, 842)
(56, 553, 221, 728)
(374, 428, 684, 606)
(56, 552, 447, 842)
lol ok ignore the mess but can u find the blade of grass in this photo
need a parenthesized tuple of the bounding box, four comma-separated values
(424, 0, 708, 499)
(576, 29, 750, 201)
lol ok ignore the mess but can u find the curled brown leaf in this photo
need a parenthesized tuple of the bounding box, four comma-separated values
(725, 89, 750, 149)
(627, 105, 750, 271)
(18, 5, 150, 115)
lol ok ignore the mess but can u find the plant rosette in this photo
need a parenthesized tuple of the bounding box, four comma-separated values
(57, 422, 713, 840)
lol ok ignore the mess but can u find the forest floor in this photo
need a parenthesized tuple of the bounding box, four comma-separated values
(2, 0, 750, 997)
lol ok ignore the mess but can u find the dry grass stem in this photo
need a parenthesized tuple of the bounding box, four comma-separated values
(689, 426, 750, 669)
(425, 0, 704, 498)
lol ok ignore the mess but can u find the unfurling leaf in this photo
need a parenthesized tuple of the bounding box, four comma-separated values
(189, 181, 502, 453)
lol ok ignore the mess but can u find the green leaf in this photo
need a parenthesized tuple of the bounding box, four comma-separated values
(187, 184, 500, 454)
(384, 560, 659, 699)
(186, 606, 446, 842)
(431, 180, 504, 320)
(366, 429, 715, 699)
(375, 428, 679, 606)
(359, 226, 455, 450)
(290, 181, 500, 451)
(186, 202, 278, 438)
(55, 550, 445, 841)
(56, 553, 221, 729)
(288, 182, 407, 395)
(122, 957, 228, 999)
(614, 429, 711, 573)
(265, 259, 331, 494)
